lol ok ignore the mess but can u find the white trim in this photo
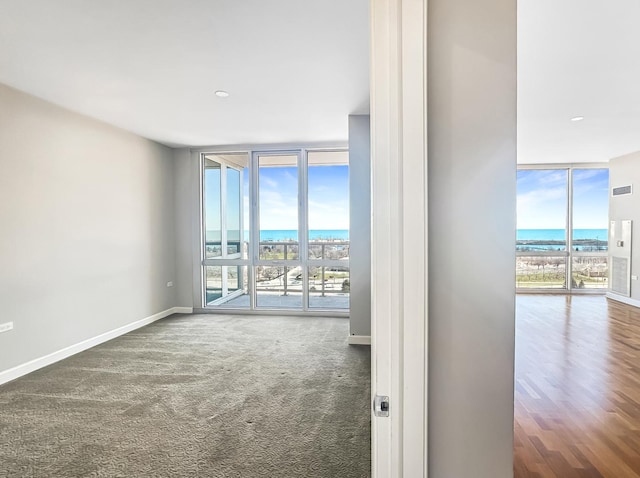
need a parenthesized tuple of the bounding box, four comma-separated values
(193, 308, 349, 318)
(371, 0, 428, 475)
(400, 0, 428, 474)
(0, 307, 185, 386)
(192, 150, 205, 308)
(517, 289, 606, 295)
(518, 162, 609, 170)
(606, 292, 640, 308)
(300, 149, 309, 311)
(348, 335, 372, 345)
(190, 142, 348, 155)
(370, 0, 399, 471)
(173, 307, 194, 314)
(567, 169, 574, 288)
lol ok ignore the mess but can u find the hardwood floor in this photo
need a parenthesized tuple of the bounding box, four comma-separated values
(515, 295, 640, 478)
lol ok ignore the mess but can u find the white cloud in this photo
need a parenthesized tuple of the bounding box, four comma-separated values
(517, 186, 567, 229)
(258, 189, 298, 230)
(259, 175, 279, 189)
(308, 199, 349, 229)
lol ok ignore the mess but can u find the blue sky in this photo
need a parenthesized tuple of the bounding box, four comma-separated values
(517, 169, 609, 229)
(204, 166, 242, 236)
(308, 165, 349, 230)
(212, 165, 608, 233)
(257, 166, 299, 230)
(206, 162, 349, 233)
(257, 165, 349, 230)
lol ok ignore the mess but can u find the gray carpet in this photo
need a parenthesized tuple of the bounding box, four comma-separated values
(0, 314, 371, 477)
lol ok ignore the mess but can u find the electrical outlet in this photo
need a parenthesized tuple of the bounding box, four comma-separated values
(632, 275, 638, 281)
(166, 281, 173, 287)
(0, 322, 14, 334)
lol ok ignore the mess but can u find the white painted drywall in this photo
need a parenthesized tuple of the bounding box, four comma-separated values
(609, 151, 640, 301)
(173, 148, 196, 308)
(428, 0, 517, 476)
(349, 115, 371, 337)
(0, 83, 176, 374)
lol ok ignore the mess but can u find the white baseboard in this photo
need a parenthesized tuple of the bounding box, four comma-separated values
(348, 335, 371, 345)
(0, 306, 190, 386)
(173, 307, 193, 314)
(606, 292, 640, 308)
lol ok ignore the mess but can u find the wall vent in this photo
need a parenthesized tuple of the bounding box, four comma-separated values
(611, 256, 631, 296)
(612, 185, 633, 196)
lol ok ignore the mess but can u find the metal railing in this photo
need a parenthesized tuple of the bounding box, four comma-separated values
(256, 240, 350, 296)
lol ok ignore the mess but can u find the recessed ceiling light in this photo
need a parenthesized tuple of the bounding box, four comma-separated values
(570, 116, 584, 122)
(215, 90, 229, 98)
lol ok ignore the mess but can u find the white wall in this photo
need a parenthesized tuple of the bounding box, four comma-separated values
(173, 148, 196, 308)
(0, 83, 176, 375)
(609, 151, 640, 302)
(427, 0, 517, 476)
(349, 115, 371, 337)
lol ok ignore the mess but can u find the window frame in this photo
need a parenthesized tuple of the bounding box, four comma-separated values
(516, 163, 609, 293)
(194, 145, 351, 313)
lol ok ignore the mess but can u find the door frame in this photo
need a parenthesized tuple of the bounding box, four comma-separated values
(370, 0, 428, 475)
(201, 155, 247, 306)
(252, 149, 305, 310)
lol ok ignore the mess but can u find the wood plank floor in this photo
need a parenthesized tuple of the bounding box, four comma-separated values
(515, 295, 640, 478)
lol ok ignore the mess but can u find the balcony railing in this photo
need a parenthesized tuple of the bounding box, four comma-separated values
(256, 240, 350, 296)
(205, 240, 350, 299)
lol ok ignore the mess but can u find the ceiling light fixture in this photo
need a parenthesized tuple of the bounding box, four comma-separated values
(215, 90, 230, 98)
(570, 116, 584, 122)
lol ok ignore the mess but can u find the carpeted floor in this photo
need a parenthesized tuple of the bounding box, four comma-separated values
(0, 314, 371, 477)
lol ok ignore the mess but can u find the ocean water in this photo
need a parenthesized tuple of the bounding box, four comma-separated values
(517, 228, 608, 241)
(517, 228, 608, 251)
(209, 228, 605, 247)
(207, 229, 609, 243)
(260, 229, 349, 241)
(206, 229, 349, 242)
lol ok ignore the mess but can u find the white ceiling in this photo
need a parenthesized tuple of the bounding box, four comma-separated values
(2, 1, 638, 163)
(518, 0, 640, 164)
(0, 0, 369, 148)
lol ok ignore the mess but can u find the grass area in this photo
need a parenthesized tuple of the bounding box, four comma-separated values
(516, 272, 565, 282)
(516, 272, 608, 288)
(260, 252, 298, 260)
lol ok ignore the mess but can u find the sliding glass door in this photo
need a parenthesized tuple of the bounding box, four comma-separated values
(203, 153, 250, 307)
(254, 152, 303, 308)
(201, 149, 349, 311)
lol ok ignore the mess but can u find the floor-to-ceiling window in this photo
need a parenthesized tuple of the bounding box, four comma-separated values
(203, 152, 250, 307)
(202, 149, 349, 311)
(306, 151, 350, 309)
(254, 152, 303, 309)
(516, 165, 609, 291)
